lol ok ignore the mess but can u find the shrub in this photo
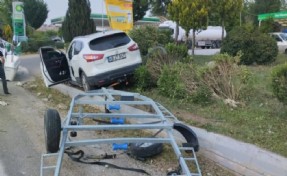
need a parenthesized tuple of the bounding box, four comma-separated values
(145, 46, 177, 84)
(176, 63, 212, 104)
(165, 43, 188, 59)
(128, 26, 173, 56)
(271, 63, 287, 105)
(190, 84, 212, 104)
(157, 62, 212, 104)
(55, 41, 65, 49)
(200, 53, 251, 101)
(221, 26, 278, 65)
(134, 65, 154, 90)
(21, 38, 54, 53)
(157, 64, 187, 99)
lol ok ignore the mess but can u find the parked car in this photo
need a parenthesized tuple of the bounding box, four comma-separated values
(269, 32, 287, 54)
(39, 30, 142, 91)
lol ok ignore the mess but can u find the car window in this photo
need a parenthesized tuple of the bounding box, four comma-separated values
(272, 35, 282, 42)
(89, 32, 131, 51)
(74, 41, 83, 55)
(279, 33, 287, 41)
(68, 43, 74, 60)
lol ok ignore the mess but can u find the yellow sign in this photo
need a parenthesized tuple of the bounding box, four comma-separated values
(105, 0, 133, 32)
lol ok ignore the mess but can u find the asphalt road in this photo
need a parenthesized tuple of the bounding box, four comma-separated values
(0, 82, 44, 176)
(189, 48, 220, 55)
(0, 54, 44, 176)
(15, 54, 41, 82)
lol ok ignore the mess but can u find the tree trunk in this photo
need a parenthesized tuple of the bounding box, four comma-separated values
(192, 29, 196, 56)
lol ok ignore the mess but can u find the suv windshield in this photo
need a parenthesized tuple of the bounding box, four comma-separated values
(89, 32, 131, 51)
(280, 33, 287, 41)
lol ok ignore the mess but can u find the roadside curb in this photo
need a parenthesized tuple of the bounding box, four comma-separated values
(53, 84, 287, 176)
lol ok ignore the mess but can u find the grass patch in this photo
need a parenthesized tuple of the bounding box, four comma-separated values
(137, 54, 287, 157)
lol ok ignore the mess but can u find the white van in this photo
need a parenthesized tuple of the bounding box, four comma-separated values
(269, 32, 287, 54)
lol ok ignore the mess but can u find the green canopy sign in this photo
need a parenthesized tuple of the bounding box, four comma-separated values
(258, 11, 287, 21)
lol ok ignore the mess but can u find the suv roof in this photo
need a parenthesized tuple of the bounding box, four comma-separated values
(74, 30, 125, 42)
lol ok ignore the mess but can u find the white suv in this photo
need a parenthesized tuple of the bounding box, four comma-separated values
(269, 32, 287, 54)
(39, 30, 142, 91)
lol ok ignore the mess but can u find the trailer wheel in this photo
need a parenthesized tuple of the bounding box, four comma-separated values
(129, 142, 163, 158)
(44, 109, 61, 153)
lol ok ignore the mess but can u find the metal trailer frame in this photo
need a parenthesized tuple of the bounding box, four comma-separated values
(40, 88, 201, 176)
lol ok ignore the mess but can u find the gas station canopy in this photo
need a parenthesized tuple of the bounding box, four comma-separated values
(258, 11, 287, 26)
(51, 14, 160, 27)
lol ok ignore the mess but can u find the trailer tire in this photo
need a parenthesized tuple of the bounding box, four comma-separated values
(44, 109, 61, 153)
(173, 123, 199, 152)
(129, 142, 163, 158)
(167, 171, 181, 176)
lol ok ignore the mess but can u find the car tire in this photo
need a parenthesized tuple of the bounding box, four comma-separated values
(129, 142, 163, 158)
(81, 72, 92, 92)
(44, 109, 61, 153)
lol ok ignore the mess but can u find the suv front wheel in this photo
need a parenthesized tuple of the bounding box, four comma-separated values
(81, 72, 92, 92)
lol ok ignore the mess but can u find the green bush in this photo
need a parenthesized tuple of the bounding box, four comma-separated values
(21, 38, 54, 53)
(177, 63, 212, 104)
(128, 26, 173, 56)
(134, 65, 154, 90)
(157, 64, 187, 99)
(55, 41, 65, 49)
(200, 53, 251, 101)
(271, 63, 287, 105)
(165, 43, 188, 59)
(190, 84, 212, 105)
(145, 46, 178, 84)
(221, 27, 278, 65)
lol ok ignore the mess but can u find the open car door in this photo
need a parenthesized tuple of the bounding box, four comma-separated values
(39, 46, 71, 87)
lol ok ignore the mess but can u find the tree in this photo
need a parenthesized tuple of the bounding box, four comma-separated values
(0, 0, 13, 27)
(249, 0, 281, 25)
(150, 0, 171, 16)
(210, 0, 243, 41)
(3, 24, 12, 42)
(23, 0, 48, 29)
(282, 0, 287, 10)
(168, 0, 208, 55)
(62, 0, 95, 42)
(133, 0, 148, 22)
(252, 0, 281, 14)
(167, 0, 180, 42)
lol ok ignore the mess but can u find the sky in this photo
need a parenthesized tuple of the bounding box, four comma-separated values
(43, 0, 107, 24)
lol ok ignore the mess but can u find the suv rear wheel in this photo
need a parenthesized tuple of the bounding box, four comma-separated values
(81, 72, 92, 92)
